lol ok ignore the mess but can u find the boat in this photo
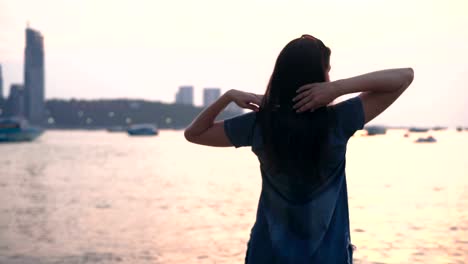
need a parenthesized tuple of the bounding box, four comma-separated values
(0, 118, 43, 142)
(127, 124, 158, 136)
(415, 135, 436, 143)
(432, 126, 447, 131)
(364, 126, 387, 136)
(409, 127, 429, 133)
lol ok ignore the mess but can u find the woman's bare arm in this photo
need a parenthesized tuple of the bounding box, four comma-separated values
(293, 68, 414, 123)
(184, 90, 262, 147)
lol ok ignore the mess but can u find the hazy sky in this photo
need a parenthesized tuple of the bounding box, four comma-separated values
(0, 0, 467, 126)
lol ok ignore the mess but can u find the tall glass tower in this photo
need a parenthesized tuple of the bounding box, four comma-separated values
(24, 27, 45, 124)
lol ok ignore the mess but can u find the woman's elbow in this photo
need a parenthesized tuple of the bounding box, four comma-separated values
(405, 67, 414, 84)
(184, 129, 196, 143)
(398, 67, 414, 90)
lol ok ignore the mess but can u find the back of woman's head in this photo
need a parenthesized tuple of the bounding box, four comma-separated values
(258, 35, 334, 186)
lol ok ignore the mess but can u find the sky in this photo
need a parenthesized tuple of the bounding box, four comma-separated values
(0, 0, 467, 126)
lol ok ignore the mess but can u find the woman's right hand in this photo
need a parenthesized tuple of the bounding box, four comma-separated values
(292, 82, 339, 112)
(227, 89, 263, 112)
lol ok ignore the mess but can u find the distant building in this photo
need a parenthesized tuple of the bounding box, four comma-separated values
(0, 66, 3, 117)
(203, 88, 221, 107)
(5, 84, 25, 117)
(225, 102, 244, 115)
(175, 86, 193, 105)
(24, 27, 45, 124)
(0, 65, 3, 101)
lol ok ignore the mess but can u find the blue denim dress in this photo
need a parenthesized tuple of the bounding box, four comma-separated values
(224, 97, 364, 264)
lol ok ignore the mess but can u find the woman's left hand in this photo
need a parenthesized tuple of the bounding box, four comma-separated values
(292, 82, 339, 112)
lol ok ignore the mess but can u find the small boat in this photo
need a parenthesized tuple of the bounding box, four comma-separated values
(365, 126, 386, 136)
(409, 127, 429, 133)
(0, 118, 43, 142)
(432, 126, 447, 131)
(415, 135, 436, 143)
(127, 124, 158, 136)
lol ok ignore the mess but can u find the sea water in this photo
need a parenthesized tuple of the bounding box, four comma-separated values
(0, 129, 466, 264)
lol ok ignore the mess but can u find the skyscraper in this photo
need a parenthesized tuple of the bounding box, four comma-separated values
(203, 88, 221, 107)
(175, 86, 194, 105)
(24, 27, 45, 124)
(6, 84, 24, 117)
(0, 64, 4, 101)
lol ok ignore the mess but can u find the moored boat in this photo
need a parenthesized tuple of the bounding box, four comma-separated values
(415, 135, 436, 143)
(409, 127, 429, 133)
(127, 124, 158, 136)
(364, 126, 387, 136)
(0, 118, 43, 142)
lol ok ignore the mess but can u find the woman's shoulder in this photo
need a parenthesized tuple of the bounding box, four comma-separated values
(328, 96, 365, 138)
(223, 111, 259, 148)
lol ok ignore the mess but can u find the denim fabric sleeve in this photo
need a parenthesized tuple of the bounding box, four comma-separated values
(333, 96, 365, 138)
(223, 112, 257, 148)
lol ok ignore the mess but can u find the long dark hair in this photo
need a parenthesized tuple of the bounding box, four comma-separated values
(258, 35, 334, 186)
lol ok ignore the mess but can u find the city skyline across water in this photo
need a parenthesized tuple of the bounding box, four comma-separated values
(0, 26, 45, 125)
(1, 0, 468, 127)
(0, 25, 244, 127)
(0, 26, 249, 112)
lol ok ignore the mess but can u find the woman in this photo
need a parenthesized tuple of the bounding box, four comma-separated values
(184, 35, 414, 264)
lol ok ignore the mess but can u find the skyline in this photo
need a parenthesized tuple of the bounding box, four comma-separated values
(1, 26, 45, 124)
(1, 0, 468, 126)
